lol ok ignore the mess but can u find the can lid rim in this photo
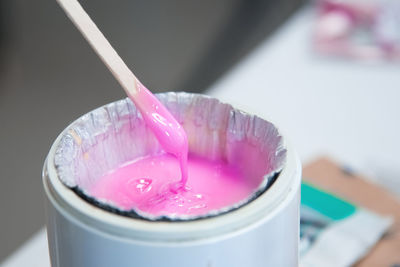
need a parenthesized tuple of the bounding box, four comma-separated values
(44, 139, 300, 244)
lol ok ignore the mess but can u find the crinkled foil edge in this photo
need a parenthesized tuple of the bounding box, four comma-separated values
(54, 92, 286, 221)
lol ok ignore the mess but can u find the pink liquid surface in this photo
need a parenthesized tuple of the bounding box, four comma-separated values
(113, 81, 260, 217)
(89, 154, 258, 217)
(132, 80, 188, 187)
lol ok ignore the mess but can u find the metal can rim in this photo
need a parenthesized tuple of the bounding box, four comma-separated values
(42, 96, 301, 245)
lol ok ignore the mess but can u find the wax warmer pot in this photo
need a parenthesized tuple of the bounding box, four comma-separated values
(43, 93, 301, 267)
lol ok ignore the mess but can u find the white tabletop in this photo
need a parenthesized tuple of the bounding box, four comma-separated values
(0, 229, 49, 267)
(2, 6, 400, 267)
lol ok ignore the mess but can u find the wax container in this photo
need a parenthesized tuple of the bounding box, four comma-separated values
(43, 93, 301, 267)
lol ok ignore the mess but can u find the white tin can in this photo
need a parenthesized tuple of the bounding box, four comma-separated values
(43, 93, 301, 267)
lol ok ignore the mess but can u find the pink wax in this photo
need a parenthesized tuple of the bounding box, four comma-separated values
(106, 81, 260, 217)
(89, 154, 259, 217)
(131, 80, 188, 187)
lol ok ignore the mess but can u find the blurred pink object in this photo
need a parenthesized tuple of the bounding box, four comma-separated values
(314, 0, 400, 61)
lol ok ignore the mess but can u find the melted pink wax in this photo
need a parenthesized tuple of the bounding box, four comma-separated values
(99, 81, 258, 217)
(90, 154, 257, 217)
(132, 80, 188, 188)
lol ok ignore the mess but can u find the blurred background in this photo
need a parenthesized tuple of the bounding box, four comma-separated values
(0, 0, 305, 261)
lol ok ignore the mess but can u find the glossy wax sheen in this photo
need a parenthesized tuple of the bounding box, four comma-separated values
(89, 154, 259, 217)
(133, 80, 188, 185)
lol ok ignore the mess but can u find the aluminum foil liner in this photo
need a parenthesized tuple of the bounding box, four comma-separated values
(54, 92, 286, 221)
